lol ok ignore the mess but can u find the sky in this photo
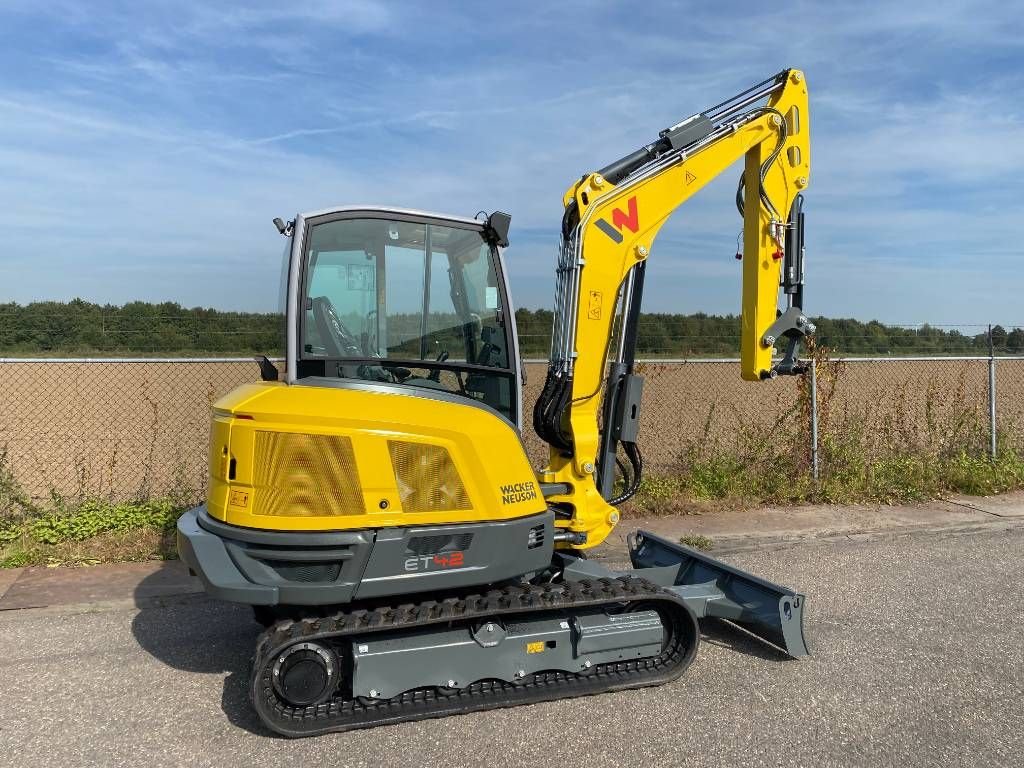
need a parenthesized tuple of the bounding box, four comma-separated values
(0, 0, 1022, 326)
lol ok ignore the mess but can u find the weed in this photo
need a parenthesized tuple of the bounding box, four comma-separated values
(0, 449, 188, 568)
(622, 347, 1024, 513)
(0, 447, 39, 521)
(0, 521, 20, 544)
(3, 347, 1023, 567)
(679, 534, 713, 551)
(30, 498, 179, 545)
(1, 550, 33, 568)
(633, 475, 683, 505)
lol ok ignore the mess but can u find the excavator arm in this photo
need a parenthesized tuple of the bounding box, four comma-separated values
(535, 69, 812, 548)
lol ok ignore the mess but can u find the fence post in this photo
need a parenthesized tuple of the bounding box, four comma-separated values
(989, 325, 997, 460)
(810, 358, 819, 480)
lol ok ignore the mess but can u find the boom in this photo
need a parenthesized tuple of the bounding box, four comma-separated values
(535, 69, 812, 548)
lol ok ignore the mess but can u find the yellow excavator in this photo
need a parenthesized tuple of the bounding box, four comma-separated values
(178, 69, 813, 736)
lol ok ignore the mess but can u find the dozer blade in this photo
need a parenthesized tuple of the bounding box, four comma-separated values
(627, 530, 808, 658)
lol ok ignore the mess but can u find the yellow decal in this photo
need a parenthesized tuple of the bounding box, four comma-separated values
(685, 170, 697, 185)
(526, 641, 545, 654)
(588, 290, 603, 320)
(229, 489, 250, 509)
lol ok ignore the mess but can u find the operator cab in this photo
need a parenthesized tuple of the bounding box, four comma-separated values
(283, 208, 521, 424)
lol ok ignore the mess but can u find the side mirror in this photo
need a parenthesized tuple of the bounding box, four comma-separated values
(256, 356, 279, 381)
(484, 211, 511, 248)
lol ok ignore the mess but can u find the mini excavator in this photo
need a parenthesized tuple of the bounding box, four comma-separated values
(178, 69, 813, 736)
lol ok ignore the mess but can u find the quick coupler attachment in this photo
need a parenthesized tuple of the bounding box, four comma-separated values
(627, 530, 808, 658)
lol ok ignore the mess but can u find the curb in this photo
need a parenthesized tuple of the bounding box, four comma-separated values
(1, 509, 1021, 617)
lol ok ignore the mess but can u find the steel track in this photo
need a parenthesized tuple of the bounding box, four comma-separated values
(251, 576, 700, 737)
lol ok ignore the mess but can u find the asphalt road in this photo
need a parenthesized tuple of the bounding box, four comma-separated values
(1, 524, 1021, 768)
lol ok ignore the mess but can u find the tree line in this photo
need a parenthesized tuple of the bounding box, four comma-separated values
(515, 309, 1023, 357)
(1, 300, 1021, 357)
(0, 300, 284, 355)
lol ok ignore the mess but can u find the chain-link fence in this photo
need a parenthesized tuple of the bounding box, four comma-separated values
(0, 359, 262, 501)
(1, 356, 1021, 501)
(810, 356, 1024, 478)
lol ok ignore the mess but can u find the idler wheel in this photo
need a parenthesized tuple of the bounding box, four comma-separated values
(271, 642, 338, 707)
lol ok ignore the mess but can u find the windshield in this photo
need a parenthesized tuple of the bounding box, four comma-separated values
(299, 215, 514, 419)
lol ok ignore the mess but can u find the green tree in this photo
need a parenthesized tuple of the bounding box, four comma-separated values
(1007, 328, 1024, 353)
(990, 325, 1008, 351)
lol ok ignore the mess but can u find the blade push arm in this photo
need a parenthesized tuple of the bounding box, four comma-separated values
(536, 69, 811, 548)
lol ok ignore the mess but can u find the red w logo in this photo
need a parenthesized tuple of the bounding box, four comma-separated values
(595, 196, 640, 243)
(611, 197, 639, 233)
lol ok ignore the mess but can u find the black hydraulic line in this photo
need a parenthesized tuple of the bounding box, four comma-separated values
(548, 377, 574, 449)
(596, 361, 627, 498)
(784, 194, 805, 303)
(533, 370, 574, 452)
(609, 443, 643, 506)
(704, 70, 788, 119)
(594, 71, 789, 189)
(596, 115, 715, 186)
(615, 456, 632, 492)
(532, 371, 559, 442)
(596, 262, 647, 497)
(753, 109, 788, 221)
(615, 260, 647, 503)
(734, 106, 789, 223)
(620, 261, 646, 374)
(561, 200, 580, 240)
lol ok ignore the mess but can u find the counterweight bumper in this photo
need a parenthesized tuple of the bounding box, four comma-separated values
(628, 530, 809, 658)
(177, 506, 555, 607)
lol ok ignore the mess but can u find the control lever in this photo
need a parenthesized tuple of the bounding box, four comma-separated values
(428, 349, 449, 382)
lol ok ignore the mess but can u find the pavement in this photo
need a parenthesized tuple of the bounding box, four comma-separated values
(0, 494, 1022, 767)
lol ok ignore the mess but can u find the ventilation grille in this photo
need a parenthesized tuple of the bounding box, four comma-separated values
(527, 524, 545, 550)
(261, 560, 342, 583)
(388, 441, 471, 513)
(252, 431, 365, 517)
(407, 533, 473, 556)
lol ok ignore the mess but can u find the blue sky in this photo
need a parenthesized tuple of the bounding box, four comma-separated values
(1, 1, 1022, 325)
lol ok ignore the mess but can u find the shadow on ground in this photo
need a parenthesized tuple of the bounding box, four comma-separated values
(700, 618, 798, 661)
(128, 564, 795, 737)
(130, 563, 269, 736)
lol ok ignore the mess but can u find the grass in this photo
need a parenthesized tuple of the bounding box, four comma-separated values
(0, 447, 189, 568)
(679, 535, 713, 551)
(619, 447, 1024, 518)
(0, 499, 183, 568)
(5, 445, 1023, 568)
(620, 345, 1024, 515)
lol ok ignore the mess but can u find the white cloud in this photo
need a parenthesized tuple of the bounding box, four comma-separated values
(0, 0, 1022, 326)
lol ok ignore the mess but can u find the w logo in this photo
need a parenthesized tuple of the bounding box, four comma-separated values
(595, 196, 639, 244)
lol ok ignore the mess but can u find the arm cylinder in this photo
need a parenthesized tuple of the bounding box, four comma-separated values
(597, 144, 662, 185)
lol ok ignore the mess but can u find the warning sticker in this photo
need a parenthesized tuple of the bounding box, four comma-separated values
(685, 170, 697, 185)
(526, 641, 546, 654)
(229, 489, 249, 508)
(588, 290, 603, 320)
